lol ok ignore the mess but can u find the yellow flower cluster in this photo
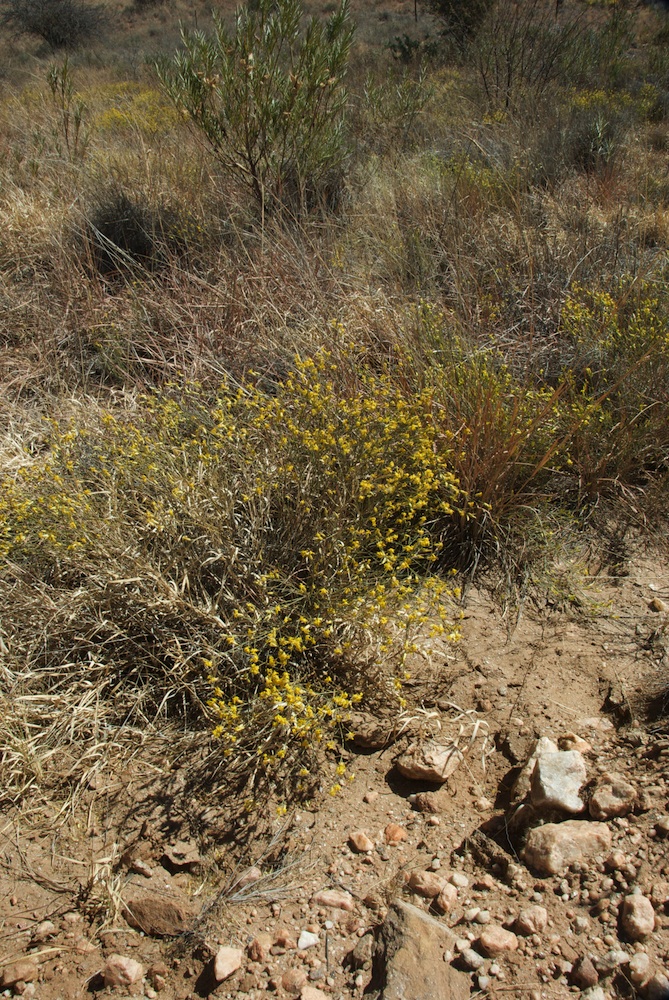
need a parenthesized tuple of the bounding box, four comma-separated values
(562, 280, 669, 381)
(90, 84, 181, 138)
(569, 88, 632, 113)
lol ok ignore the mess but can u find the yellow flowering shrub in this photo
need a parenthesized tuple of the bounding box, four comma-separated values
(559, 280, 669, 499)
(568, 88, 633, 114)
(0, 348, 463, 796)
(92, 87, 181, 138)
(401, 292, 669, 563)
(404, 301, 572, 566)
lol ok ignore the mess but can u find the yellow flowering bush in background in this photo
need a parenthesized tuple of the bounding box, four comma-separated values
(91, 86, 181, 138)
(399, 288, 669, 565)
(559, 280, 669, 501)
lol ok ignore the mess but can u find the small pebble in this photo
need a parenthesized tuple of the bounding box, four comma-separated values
(349, 831, 375, 854)
(475, 797, 494, 811)
(450, 873, 469, 888)
(460, 948, 485, 971)
(298, 931, 319, 950)
(628, 951, 650, 985)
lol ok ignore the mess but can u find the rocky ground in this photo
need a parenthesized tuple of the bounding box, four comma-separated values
(2, 549, 669, 1000)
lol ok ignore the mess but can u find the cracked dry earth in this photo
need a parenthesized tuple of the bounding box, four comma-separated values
(3, 550, 669, 1000)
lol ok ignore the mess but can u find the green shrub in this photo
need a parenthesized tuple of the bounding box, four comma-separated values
(387, 33, 439, 65)
(531, 89, 634, 186)
(388, 33, 422, 65)
(427, 0, 492, 54)
(566, 4, 635, 91)
(47, 58, 89, 161)
(359, 68, 435, 155)
(156, 0, 354, 217)
(0, 0, 104, 49)
(472, 0, 589, 109)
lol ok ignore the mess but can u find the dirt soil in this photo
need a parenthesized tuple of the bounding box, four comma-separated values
(3, 548, 669, 1000)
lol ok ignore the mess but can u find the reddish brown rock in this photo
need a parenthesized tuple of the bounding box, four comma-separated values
(515, 905, 548, 936)
(0, 962, 38, 988)
(282, 968, 308, 994)
(247, 939, 264, 962)
(31, 920, 56, 943)
(571, 956, 599, 989)
(373, 899, 469, 1000)
(124, 897, 193, 936)
(384, 824, 408, 846)
(646, 972, 669, 999)
(558, 733, 592, 753)
(412, 792, 441, 813)
(104, 955, 145, 987)
(407, 870, 446, 898)
(235, 865, 263, 888)
(274, 929, 297, 949)
(349, 830, 375, 853)
(350, 716, 395, 749)
(651, 882, 669, 906)
(589, 773, 636, 820)
(301, 988, 329, 1000)
(311, 888, 355, 910)
(396, 742, 464, 783)
(161, 840, 202, 871)
(238, 973, 259, 993)
(74, 935, 98, 954)
(434, 883, 458, 914)
(129, 859, 153, 878)
(478, 926, 518, 956)
(148, 962, 168, 991)
(213, 947, 243, 982)
(348, 933, 374, 970)
(522, 820, 612, 875)
(363, 892, 387, 918)
(621, 894, 655, 940)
